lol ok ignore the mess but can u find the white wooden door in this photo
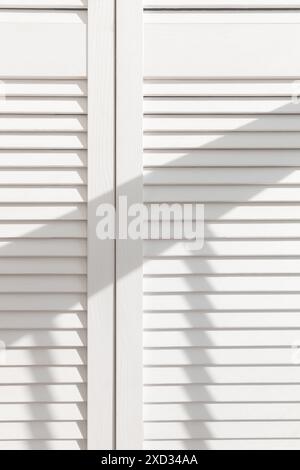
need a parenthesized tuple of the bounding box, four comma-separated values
(141, 0, 300, 450)
(0, 0, 112, 450)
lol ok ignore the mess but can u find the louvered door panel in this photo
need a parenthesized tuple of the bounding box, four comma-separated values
(0, 0, 87, 451)
(143, 6, 300, 451)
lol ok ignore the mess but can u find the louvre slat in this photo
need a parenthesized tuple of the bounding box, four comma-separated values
(0, 258, 86, 274)
(0, 1, 87, 7)
(144, 168, 300, 185)
(0, 330, 85, 347)
(144, 98, 300, 114)
(144, 440, 300, 450)
(144, 133, 300, 150)
(144, 403, 300, 421)
(0, 275, 86, 292)
(0, 187, 86, 203)
(0, 403, 86, 421)
(3, 348, 86, 365)
(144, 186, 300, 203)
(144, 366, 300, 384)
(143, 347, 300, 366)
(144, 384, 300, 403)
(0, 422, 85, 440)
(144, 80, 300, 97)
(144, 330, 300, 347)
(0, 205, 86, 221)
(144, 150, 300, 168)
(144, 258, 300, 275)
(144, 116, 300, 132)
(0, 98, 86, 114)
(0, 367, 86, 384)
(0, 116, 87, 132)
(0, 384, 86, 403)
(144, 1, 300, 7)
(144, 275, 300, 292)
(0, 151, 86, 168)
(144, 421, 300, 440)
(0, 312, 86, 329)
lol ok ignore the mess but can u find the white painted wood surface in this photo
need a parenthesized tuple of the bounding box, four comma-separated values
(0, 12, 86, 77)
(143, 5, 300, 450)
(0, 0, 87, 7)
(116, 0, 144, 450)
(0, 1, 88, 451)
(144, 0, 300, 7)
(144, 12, 300, 78)
(87, 0, 115, 450)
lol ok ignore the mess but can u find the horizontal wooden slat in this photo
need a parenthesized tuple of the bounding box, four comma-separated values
(144, 186, 300, 203)
(144, 150, 300, 168)
(0, 330, 85, 347)
(0, 187, 86, 203)
(0, 422, 84, 440)
(144, 275, 300, 292)
(0, 116, 87, 132)
(0, 222, 86, 238)
(0, 1, 87, 8)
(144, 258, 300, 275)
(3, 348, 86, 366)
(0, 367, 85, 384)
(143, 347, 300, 366)
(144, 116, 300, 132)
(144, 1, 300, 7)
(177, 203, 300, 221)
(144, 403, 300, 421)
(144, 440, 300, 450)
(0, 151, 86, 168)
(144, 240, 300, 257)
(0, 384, 86, 402)
(147, 221, 300, 239)
(0, 134, 86, 150)
(144, 80, 300, 97)
(144, 13, 300, 78)
(145, 132, 300, 150)
(0, 294, 86, 311)
(0, 98, 86, 114)
(0, 205, 86, 221)
(144, 330, 300, 347)
(144, 366, 300, 384)
(0, 240, 85, 257)
(145, 168, 300, 184)
(0, 312, 86, 329)
(0, 441, 85, 450)
(0, 258, 86, 274)
(144, 293, 300, 311)
(0, 275, 86, 292)
(0, 169, 86, 185)
(144, 98, 300, 114)
(0, 80, 86, 97)
(0, 403, 85, 421)
(144, 312, 300, 329)
(0, 12, 86, 78)
(144, 421, 300, 440)
(145, 12, 300, 25)
(144, 384, 300, 403)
